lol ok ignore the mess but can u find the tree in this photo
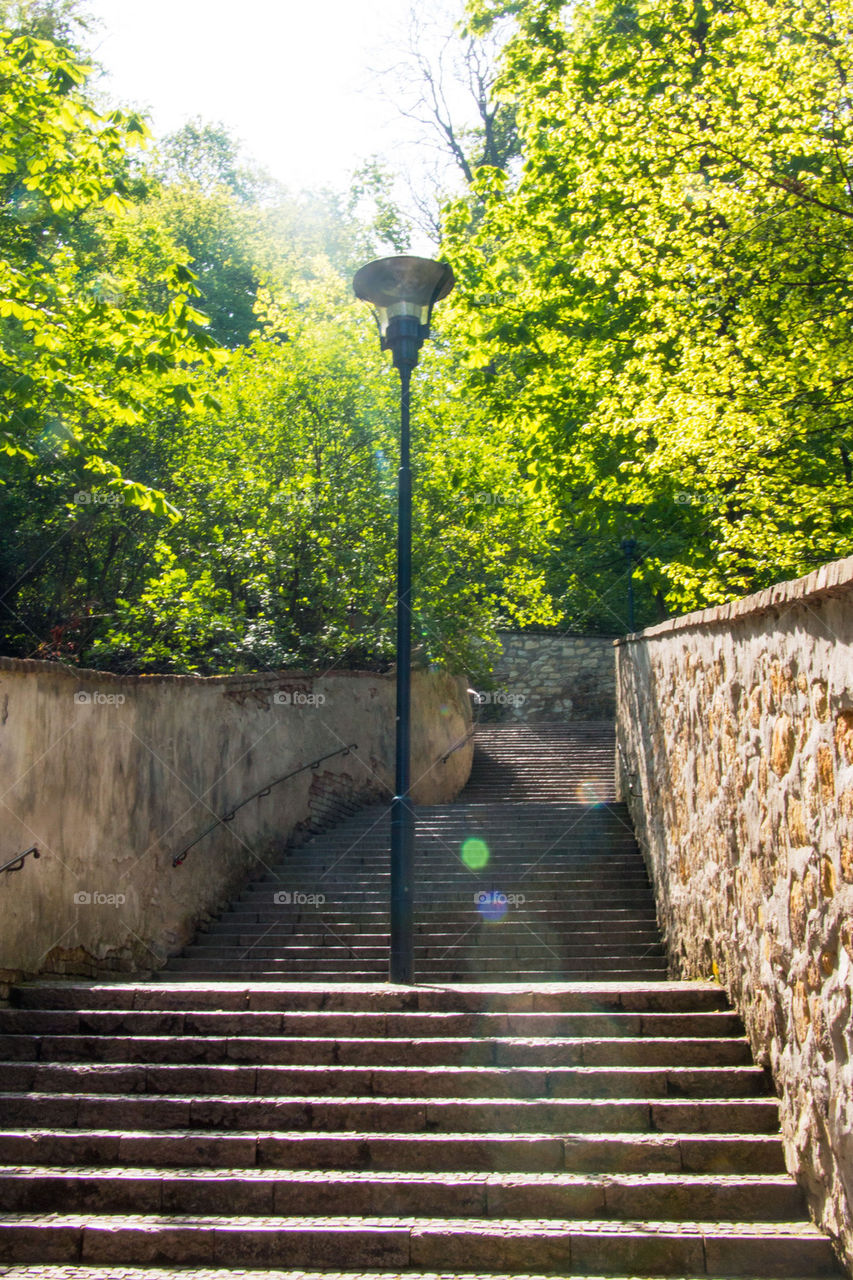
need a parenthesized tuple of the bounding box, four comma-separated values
(376, 0, 519, 242)
(440, 0, 853, 623)
(155, 118, 260, 202)
(0, 13, 560, 673)
(86, 268, 557, 676)
(0, 27, 221, 497)
(0, 0, 90, 46)
(0, 25, 228, 658)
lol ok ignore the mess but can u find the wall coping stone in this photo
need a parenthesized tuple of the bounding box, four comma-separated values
(0, 655, 431, 689)
(615, 554, 853, 645)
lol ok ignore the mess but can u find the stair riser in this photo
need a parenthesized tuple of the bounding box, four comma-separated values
(0, 1222, 837, 1275)
(179, 945, 668, 961)
(236, 889, 659, 903)
(0, 1173, 806, 1221)
(273, 850, 645, 862)
(196, 930, 665, 948)
(0, 1010, 745, 1037)
(0, 1037, 753, 1068)
(213, 911, 661, 926)
(8, 985, 735, 1012)
(0, 1064, 764, 1096)
(161, 963, 670, 977)
(153, 969, 673, 983)
(0, 1096, 781, 1134)
(0, 1130, 789, 1174)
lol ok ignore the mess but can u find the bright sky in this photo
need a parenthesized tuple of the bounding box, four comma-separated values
(86, 0, 449, 200)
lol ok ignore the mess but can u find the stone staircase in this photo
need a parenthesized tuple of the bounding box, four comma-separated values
(0, 722, 843, 1278)
(161, 723, 667, 982)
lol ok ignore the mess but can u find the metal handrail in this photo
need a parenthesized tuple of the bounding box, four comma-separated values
(173, 744, 358, 867)
(616, 740, 638, 796)
(438, 687, 485, 765)
(440, 725, 477, 764)
(1, 846, 40, 877)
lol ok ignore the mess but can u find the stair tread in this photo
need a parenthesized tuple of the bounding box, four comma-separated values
(0, 1212, 829, 1235)
(0, 1273, 833, 1280)
(0, 1166, 798, 1184)
(0, 1126, 786, 1139)
(0, 727, 841, 1278)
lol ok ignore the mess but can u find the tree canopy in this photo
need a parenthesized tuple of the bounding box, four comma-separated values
(0, 5, 556, 673)
(3, 0, 851, 671)
(443, 0, 853, 625)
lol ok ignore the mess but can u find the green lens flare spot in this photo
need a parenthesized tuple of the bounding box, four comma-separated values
(461, 837, 490, 870)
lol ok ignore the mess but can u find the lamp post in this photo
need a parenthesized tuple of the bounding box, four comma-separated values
(620, 537, 639, 632)
(353, 255, 454, 984)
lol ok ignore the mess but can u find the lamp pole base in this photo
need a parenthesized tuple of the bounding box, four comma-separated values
(389, 792, 414, 983)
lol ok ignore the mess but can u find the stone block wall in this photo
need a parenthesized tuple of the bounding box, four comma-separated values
(477, 631, 616, 721)
(0, 659, 472, 992)
(616, 556, 853, 1271)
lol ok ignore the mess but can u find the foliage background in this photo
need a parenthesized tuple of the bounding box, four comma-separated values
(2, 0, 851, 675)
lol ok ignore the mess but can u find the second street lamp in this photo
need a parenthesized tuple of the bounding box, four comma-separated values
(620, 537, 639, 633)
(353, 255, 454, 984)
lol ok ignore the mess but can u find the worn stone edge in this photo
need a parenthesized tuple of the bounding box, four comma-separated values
(0, 658, 440, 689)
(614, 554, 853, 646)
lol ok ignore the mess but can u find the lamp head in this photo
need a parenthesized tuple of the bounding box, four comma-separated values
(353, 255, 455, 371)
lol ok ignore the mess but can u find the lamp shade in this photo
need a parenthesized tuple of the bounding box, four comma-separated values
(353, 256, 454, 339)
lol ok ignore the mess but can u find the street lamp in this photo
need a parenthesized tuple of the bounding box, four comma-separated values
(620, 537, 639, 632)
(353, 255, 455, 984)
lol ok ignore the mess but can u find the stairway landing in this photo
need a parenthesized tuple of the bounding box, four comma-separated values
(162, 723, 667, 983)
(0, 723, 843, 1278)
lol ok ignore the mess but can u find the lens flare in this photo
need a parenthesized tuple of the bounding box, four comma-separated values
(577, 780, 608, 803)
(476, 890, 509, 922)
(461, 836, 490, 870)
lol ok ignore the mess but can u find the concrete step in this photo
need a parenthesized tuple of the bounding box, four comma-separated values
(213, 912, 661, 927)
(0, 1212, 837, 1274)
(212, 911, 661, 927)
(153, 969, 673, 984)
(197, 928, 665, 947)
(0, 718, 841, 1278)
(0, 1271, 835, 1280)
(157, 964, 671, 982)
(10, 981, 731, 1012)
(248, 892, 658, 901)
(177, 944, 668, 962)
(0, 1064, 767, 1100)
(0, 1032, 752, 1067)
(0, 1166, 807, 1220)
(0, 1127, 790, 1173)
(0, 1272, 831, 1280)
(0, 1092, 782, 1134)
(0, 1008, 745, 1038)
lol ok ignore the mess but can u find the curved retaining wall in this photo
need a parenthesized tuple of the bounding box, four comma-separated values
(478, 631, 616, 721)
(616, 556, 853, 1271)
(0, 659, 472, 991)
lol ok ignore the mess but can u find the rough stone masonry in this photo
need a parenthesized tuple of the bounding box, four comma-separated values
(478, 631, 616, 721)
(616, 555, 853, 1272)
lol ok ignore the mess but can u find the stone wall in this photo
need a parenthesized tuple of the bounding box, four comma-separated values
(0, 659, 472, 992)
(616, 556, 853, 1271)
(477, 631, 616, 721)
